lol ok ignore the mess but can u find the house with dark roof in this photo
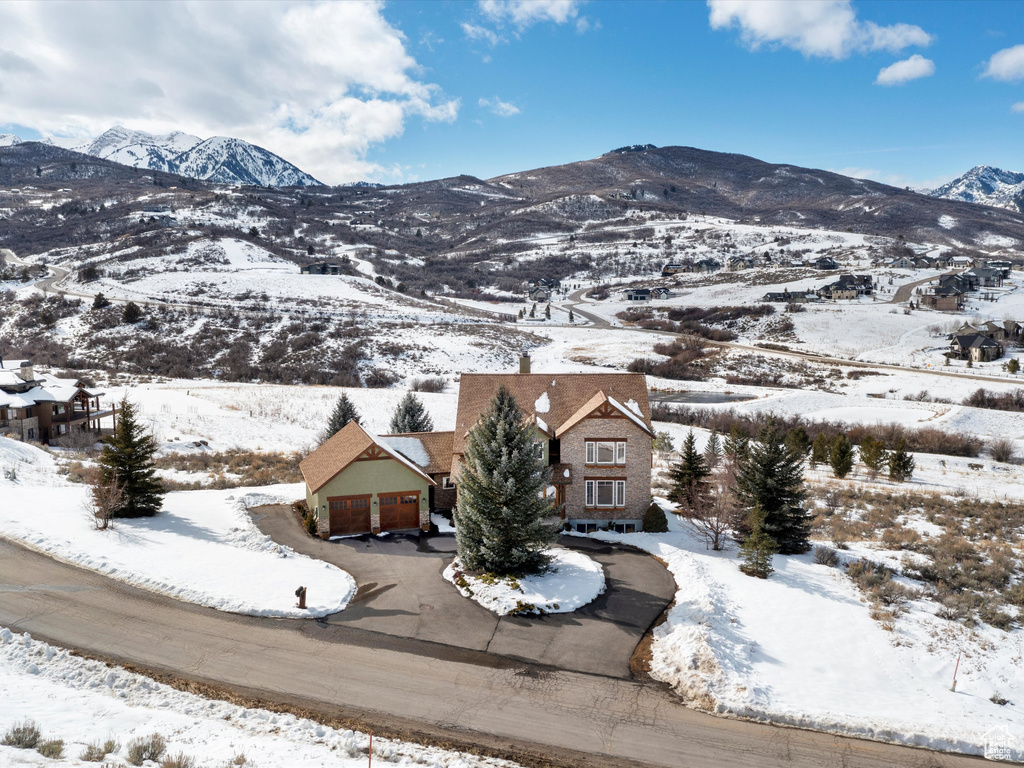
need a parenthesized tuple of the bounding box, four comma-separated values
(299, 357, 655, 537)
(813, 256, 839, 271)
(624, 288, 652, 302)
(661, 263, 685, 276)
(0, 358, 117, 444)
(948, 334, 1002, 363)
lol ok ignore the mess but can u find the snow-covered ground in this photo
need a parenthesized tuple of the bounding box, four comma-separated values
(0, 628, 521, 768)
(573, 517, 1024, 761)
(0, 438, 355, 618)
(443, 549, 605, 616)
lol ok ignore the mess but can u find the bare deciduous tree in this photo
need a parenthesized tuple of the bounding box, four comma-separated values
(86, 470, 123, 530)
(680, 462, 741, 551)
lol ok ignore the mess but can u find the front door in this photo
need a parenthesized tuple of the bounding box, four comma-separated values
(379, 491, 420, 531)
(327, 495, 372, 536)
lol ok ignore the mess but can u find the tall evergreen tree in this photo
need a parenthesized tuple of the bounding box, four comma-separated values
(669, 431, 710, 508)
(734, 425, 809, 554)
(704, 428, 722, 469)
(453, 387, 558, 575)
(738, 505, 777, 578)
(723, 424, 749, 460)
(325, 393, 360, 440)
(785, 426, 811, 459)
(98, 397, 164, 518)
(389, 393, 434, 433)
(858, 435, 889, 481)
(810, 432, 830, 468)
(829, 433, 855, 479)
(888, 438, 915, 482)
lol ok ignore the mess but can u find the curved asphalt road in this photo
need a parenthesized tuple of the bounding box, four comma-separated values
(0, 538, 986, 768)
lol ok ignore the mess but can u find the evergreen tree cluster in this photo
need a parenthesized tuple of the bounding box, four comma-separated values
(389, 393, 433, 433)
(97, 397, 164, 518)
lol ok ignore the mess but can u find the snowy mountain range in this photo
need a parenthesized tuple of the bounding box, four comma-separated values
(83, 127, 323, 187)
(930, 165, 1024, 213)
(0, 127, 321, 187)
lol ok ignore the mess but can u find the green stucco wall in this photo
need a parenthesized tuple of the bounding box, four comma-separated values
(307, 457, 431, 534)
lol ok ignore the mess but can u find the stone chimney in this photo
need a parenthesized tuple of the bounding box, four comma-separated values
(18, 361, 34, 382)
(519, 353, 531, 374)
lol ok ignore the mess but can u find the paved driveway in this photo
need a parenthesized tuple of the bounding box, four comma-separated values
(250, 505, 675, 679)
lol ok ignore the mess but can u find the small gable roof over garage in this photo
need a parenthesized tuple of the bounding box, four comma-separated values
(300, 421, 435, 494)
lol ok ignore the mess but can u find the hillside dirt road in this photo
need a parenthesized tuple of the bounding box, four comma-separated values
(0, 538, 988, 768)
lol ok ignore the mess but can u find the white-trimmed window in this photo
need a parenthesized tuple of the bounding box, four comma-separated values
(442, 476, 455, 490)
(585, 479, 626, 508)
(585, 440, 626, 465)
(532, 442, 545, 460)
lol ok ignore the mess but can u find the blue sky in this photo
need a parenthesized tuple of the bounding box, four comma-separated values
(1, 1, 1022, 187)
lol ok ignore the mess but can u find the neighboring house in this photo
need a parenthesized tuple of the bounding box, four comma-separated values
(694, 258, 720, 273)
(948, 334, 1002, 362)
(651, 287, 676, 299)
(0, 358, 116, 444)
(814, 256, 839, 271)
(527, 286, 551, 302)
(920, 294, 965, 312)
(301, 262, 347, 275)
(727, 257, 753, 272)
(151, 214, 178, 228)
(762, 289, 813, 303)
(1004, 319, 1023, 341)
(965, 267, 1004, 288)
(661, 263, 685, 277)
(533, 277, 561, 291)
(817, 275, 871, 300)
(300, 359, 656, 537)
(949, 255, 974, 269)
(625, 288, 652, 302)
(452, 361, 653, 533)
(890, 255, 917, 270)
(987, 260, 1013, 279)
(300, 421, 438, 537)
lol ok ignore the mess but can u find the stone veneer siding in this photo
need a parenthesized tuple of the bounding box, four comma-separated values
(560, 416, 651, 522)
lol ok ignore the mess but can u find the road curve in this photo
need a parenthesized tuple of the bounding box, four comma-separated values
(0, 538, 985, 768)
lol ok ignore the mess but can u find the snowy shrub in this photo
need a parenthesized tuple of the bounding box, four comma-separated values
(80, 739, 119, 762)
(36, 739, 64, 759)
(642, 502, 669, 533)
(989, 438, 1016, 464)
(126, 734, 167, 766)
(813, 545, 839, 567)
(159, 752, 196, 768)
(410, 376, 446, 393)
(2, 720, 41, 749)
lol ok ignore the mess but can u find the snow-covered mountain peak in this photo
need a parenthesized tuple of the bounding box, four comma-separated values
(0, 134, 22, 147)
(930, 165, 1024, 213)
(80, 126, 320, 187)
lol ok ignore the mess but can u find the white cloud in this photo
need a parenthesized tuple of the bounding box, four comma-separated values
(479, 96, 521, 117)
(983, 44, 1024, 81)
(461, 22, 505, 46)
(1013, 102, 1024, 113)
(875, 54, 935, 86)
(707, 0, 932, 59)
(0, 1, 458, 183)
(479, 0, 582, 28)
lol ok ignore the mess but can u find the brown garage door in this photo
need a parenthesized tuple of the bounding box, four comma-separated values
(327, 495, 371, 536)
(379, 492, 420, 531)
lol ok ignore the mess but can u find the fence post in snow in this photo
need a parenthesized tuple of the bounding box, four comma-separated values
(950, 650, 961, 692)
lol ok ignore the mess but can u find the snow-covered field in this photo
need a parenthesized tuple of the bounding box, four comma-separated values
(0, 438, 355, 617)
(0, 628, 521, 768)
(443, 549, 605, 616)
(573, 517, 1023, 761)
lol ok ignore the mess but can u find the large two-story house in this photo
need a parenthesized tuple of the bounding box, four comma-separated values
(0, 358, 117, 444)
(300, 356, 654, 537)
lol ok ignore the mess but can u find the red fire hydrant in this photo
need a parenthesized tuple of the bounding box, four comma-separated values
(295, 585, 307, 610)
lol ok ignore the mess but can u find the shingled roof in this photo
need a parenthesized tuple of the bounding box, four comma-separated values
(300, 421, 434, 493)
(381, 431, 455, 475)
(452, 372, 652, 459)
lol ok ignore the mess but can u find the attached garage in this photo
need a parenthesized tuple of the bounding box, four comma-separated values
(300, 421, 435, 537)
(327, 495, 372, 537)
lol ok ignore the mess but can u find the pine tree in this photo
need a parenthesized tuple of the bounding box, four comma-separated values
(529, 303, 537, 318)
(734, 425, 809, 554)
(810, 432, 830, 468)
(325, 393, 360, 440)
(453, 386, 558, 575)
(785, 426, 811, 459)
(389, 392, 434, 433)
(91, 293, 111, 310)
(829, 433, 854, 479)
(723, 424, 749, 460)
(1008, 358, 1020, 374)
(544, 303, 551, 319)
(568, 308, 575, 323)
(98, 397, 164, 518)
(703, 428, 722, 469)
(888, 438, 915, 482)
(669, 431, 710, 509)
(858, 435, 889, 481)
(122, 301, 143, 324)
(738, 505, 777, 578)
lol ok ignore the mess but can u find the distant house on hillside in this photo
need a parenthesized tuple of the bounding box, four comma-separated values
(817, 274, 872, 300)
(948, 333, 1002, 363)
(890, 255, 917, 270)
(987, 260, 1013, 279)
(0, 358, 117, 445)
(527, 286, 551, 302)
(301, 262, 347, 275)
(949, 255, 975, 269)
(813, 256, 839, 271)
(694, 258, 721, 273)
(661, 263, 685, 277)
(625, 288, 652, 302)
(965, 267, 1004, 288)
(651, 287, 676, 300)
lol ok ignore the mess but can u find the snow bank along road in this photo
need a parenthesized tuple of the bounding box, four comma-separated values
(0, 539, 985, 768)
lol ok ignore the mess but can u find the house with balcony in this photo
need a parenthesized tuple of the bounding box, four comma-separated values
(0, 358, 117, 444)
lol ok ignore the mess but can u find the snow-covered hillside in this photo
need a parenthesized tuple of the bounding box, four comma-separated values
(80, 126, 322, 187)
(0, 133, 21, 147)
(931, 166, 1024, 213)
